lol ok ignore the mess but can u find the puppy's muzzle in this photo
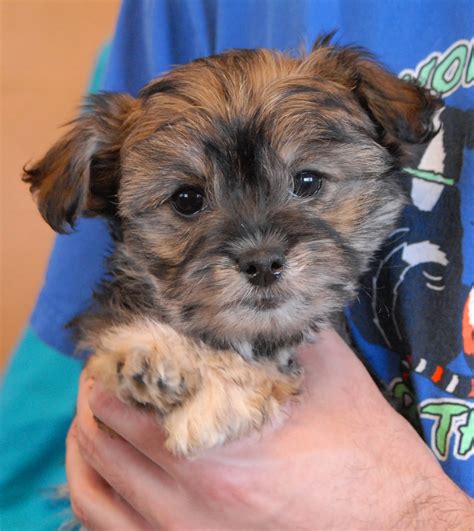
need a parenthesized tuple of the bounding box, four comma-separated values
(238, 250, 285, 287)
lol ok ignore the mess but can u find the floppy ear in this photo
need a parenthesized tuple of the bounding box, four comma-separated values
(23, 93, 137, 233)
(308, 36, 442, 160)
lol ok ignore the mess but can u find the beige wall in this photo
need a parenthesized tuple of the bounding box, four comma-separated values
(1, 0, 120, 367)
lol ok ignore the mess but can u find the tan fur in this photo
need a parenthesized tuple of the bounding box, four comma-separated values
(86, 319, 301, 456)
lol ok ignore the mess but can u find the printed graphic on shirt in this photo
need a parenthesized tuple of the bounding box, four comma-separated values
(400, 98, 473, 396)
(419, 398, 474, 461)
(349, 39, 473, 475)
(400, 38, 473, 97)
(352, 103, 473, 397)
(463, 287, 474, 359)
(389, 378, 418, 425)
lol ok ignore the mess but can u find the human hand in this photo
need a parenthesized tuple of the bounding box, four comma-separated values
(67, 329, 473, 530)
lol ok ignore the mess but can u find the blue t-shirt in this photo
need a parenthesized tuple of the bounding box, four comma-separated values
(2, 2, 472, 526)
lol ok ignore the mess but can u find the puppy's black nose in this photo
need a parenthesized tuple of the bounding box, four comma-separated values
(238, 252, 285, 287)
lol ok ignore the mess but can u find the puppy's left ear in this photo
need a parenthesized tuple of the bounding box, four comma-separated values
(308, 39, 442, 160)
(23, 93, 137, 233)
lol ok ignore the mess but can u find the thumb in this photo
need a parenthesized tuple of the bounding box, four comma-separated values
(296, 328, 381, 403)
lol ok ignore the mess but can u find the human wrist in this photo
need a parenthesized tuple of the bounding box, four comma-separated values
(402, 475, 474, 529)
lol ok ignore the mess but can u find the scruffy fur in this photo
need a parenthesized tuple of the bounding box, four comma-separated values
(25, 37, 441, 456)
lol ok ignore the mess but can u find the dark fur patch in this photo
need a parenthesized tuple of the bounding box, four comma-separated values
(140, 78, 181, 99)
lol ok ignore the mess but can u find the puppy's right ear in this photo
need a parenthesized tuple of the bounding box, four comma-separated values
(23, 93, 137, 233)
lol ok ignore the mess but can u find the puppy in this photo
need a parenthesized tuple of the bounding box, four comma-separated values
(24, 37, 441, 456)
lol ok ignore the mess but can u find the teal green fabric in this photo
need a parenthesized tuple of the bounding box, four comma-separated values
(0, 43, 110, 530)
(0, 328, 83, 530)
(88, 40, 111, 94)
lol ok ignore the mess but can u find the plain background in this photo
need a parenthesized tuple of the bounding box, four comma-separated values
(1, 0, 120, 368)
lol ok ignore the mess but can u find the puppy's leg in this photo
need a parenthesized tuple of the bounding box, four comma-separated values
(163, 351, 301, 455)
(85, 319, 301, 456)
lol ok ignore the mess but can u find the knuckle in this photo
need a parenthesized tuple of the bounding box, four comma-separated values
(69, 492, 91, 529)
(108, 469, 134, 503)
(76, 422, 101, 466)
(201, 470, 250, 506)
(66, 421, 77, 448)
(88, 383, 115, 415)
(76, 424, 129, 500)
(65, 422, 99, 529)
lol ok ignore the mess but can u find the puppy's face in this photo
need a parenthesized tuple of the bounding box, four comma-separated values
(25, 43, 441, 346)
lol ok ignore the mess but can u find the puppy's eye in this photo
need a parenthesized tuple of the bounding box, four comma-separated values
(171, 187, 205, 216)
(292, 171, 323, 198)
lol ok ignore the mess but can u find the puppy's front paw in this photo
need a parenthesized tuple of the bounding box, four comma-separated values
(116, 347, 199, 414)
(86, 322, 201, 415)
(85, 320, 301, 457)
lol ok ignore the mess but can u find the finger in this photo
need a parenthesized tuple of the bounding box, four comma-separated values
(76, 380, 184, 527)
(295, 329, 397, 437)
(66, 420, 152, 530)
(87, 379, 182, 475)
(297, 328, 379, 389)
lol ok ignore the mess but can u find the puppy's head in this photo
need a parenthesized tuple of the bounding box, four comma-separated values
(25, 39, 441, 345)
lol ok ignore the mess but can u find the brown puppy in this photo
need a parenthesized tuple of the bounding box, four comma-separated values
(25, 37, 441, 456)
